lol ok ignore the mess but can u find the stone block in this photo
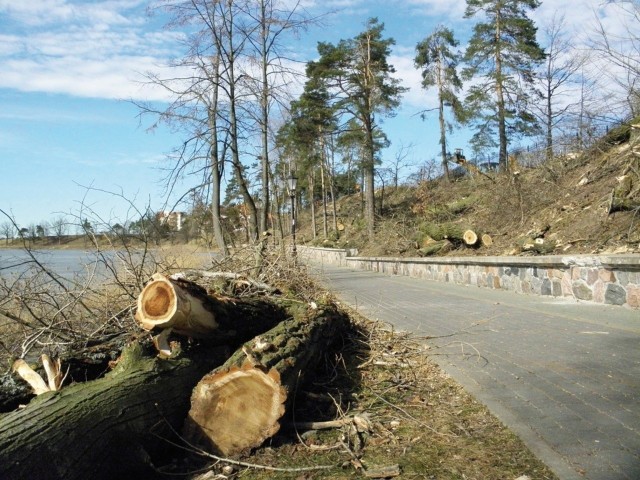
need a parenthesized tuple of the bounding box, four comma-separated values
(551, 268, 564, 279)
(616, 271, 630, 286)
(605, 284, 627, 305)
(593, 280, 605, 303)
(571, 267, 581, 280)
(561, 273, 573, 296)
(587, 269, 599, 286)
(572, 280, 593, 301)
(598, 269, 615, 283)
(627, 285, 640, 308)
(552, 280, 563, 297)
(530, 276, 543, 294)
(541, 278, 552, 296)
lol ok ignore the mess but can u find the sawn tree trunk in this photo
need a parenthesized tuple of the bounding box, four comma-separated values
(184, 302, 348, 456)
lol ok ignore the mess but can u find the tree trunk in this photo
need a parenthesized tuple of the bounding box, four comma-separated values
(495, 13, 508, 172)
(184, 303, 348, 456)
(135, 273, 287, 340)
(209, 56, 229, 257)
(418, 223, 479, 247)
(437, 54, 450, 182)
(417, 239, 454, 256)
(0, 341, 228, 480)
(309, 170, 317, 240)
(321, 152, 329, 238)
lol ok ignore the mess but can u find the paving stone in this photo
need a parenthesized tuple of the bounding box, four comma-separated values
(313, 263, 640, 480)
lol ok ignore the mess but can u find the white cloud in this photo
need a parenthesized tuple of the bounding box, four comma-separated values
(0, 0, 176, 100)
(390, 54, 429, 111)
(397, 0, 467, 20)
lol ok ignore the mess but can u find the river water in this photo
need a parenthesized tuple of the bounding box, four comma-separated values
(0, 249, 99, 277)
(0, 248, 213, 280)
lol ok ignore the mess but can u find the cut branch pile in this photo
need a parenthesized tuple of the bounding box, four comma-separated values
(0, 272, 348, 480)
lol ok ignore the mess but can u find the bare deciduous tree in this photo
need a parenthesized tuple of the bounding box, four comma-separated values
(50, 215, 68, 245)
(533, 13, 588, 161)
(590, 0, 640, 115)
(0, 221, 13, 245)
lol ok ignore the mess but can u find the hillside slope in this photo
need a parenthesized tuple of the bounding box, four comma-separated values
(302, 123, 640, 257)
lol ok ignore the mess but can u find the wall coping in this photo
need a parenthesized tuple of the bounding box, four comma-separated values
(345, 254, 640, 270)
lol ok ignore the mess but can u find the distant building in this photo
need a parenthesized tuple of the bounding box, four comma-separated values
(157, 211, 186, 231)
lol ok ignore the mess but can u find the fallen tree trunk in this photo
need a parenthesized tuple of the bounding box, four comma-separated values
(135, 273, 285, 340)
(418, 223, 479, 248)
(0, 286, 290, 479)
(0, 340, 228, 480)
(417, 239, 453, 257)
(184, 302, 349, 456)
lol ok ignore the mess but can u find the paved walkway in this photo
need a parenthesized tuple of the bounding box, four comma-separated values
(311, 263, 640, 480)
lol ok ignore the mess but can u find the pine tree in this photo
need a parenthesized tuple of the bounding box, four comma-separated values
(312, 18, 406, 240)
(415, 26, 465, 181)
(463, 0, 545, 170)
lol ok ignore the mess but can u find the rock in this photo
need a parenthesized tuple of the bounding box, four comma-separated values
(572, 280, 593, 301)
(604, 284, 627, 305)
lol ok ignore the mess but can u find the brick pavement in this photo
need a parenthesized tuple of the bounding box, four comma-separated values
(312, 263, 640, 480)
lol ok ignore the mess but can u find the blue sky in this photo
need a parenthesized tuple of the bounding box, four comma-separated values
(0, 0, 631, 230)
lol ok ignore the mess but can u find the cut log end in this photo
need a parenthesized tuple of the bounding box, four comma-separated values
(463, 229, 478, 246)
(184, 363, 286, 456)
(142, 282, 175, 319)
(136, 274, 178, 330)
(135, 273, 219, 336)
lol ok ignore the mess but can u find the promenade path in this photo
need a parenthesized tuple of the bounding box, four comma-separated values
(311, 262, 640, 480)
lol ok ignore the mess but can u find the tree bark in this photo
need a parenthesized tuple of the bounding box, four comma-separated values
(0, 341, 228, 480)
(184, 302, 348, 456)
(417, 239, 454, 256)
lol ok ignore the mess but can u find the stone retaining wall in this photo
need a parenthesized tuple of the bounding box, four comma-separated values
(298, 246, 640, 308)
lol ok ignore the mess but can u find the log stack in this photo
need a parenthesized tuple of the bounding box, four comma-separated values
(0, 272, 347, 480)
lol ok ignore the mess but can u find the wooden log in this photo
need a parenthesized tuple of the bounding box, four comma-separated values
(481, 233, 493, 247)
(462, 229, 479, 246)
(184, 302, 348, 456)
(418, 222, 479, 247)
(0, 340, 228, 480)
(417, 239, 453, 257)
(135, 273, 286, 340)
(136, 273, 217, 335)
